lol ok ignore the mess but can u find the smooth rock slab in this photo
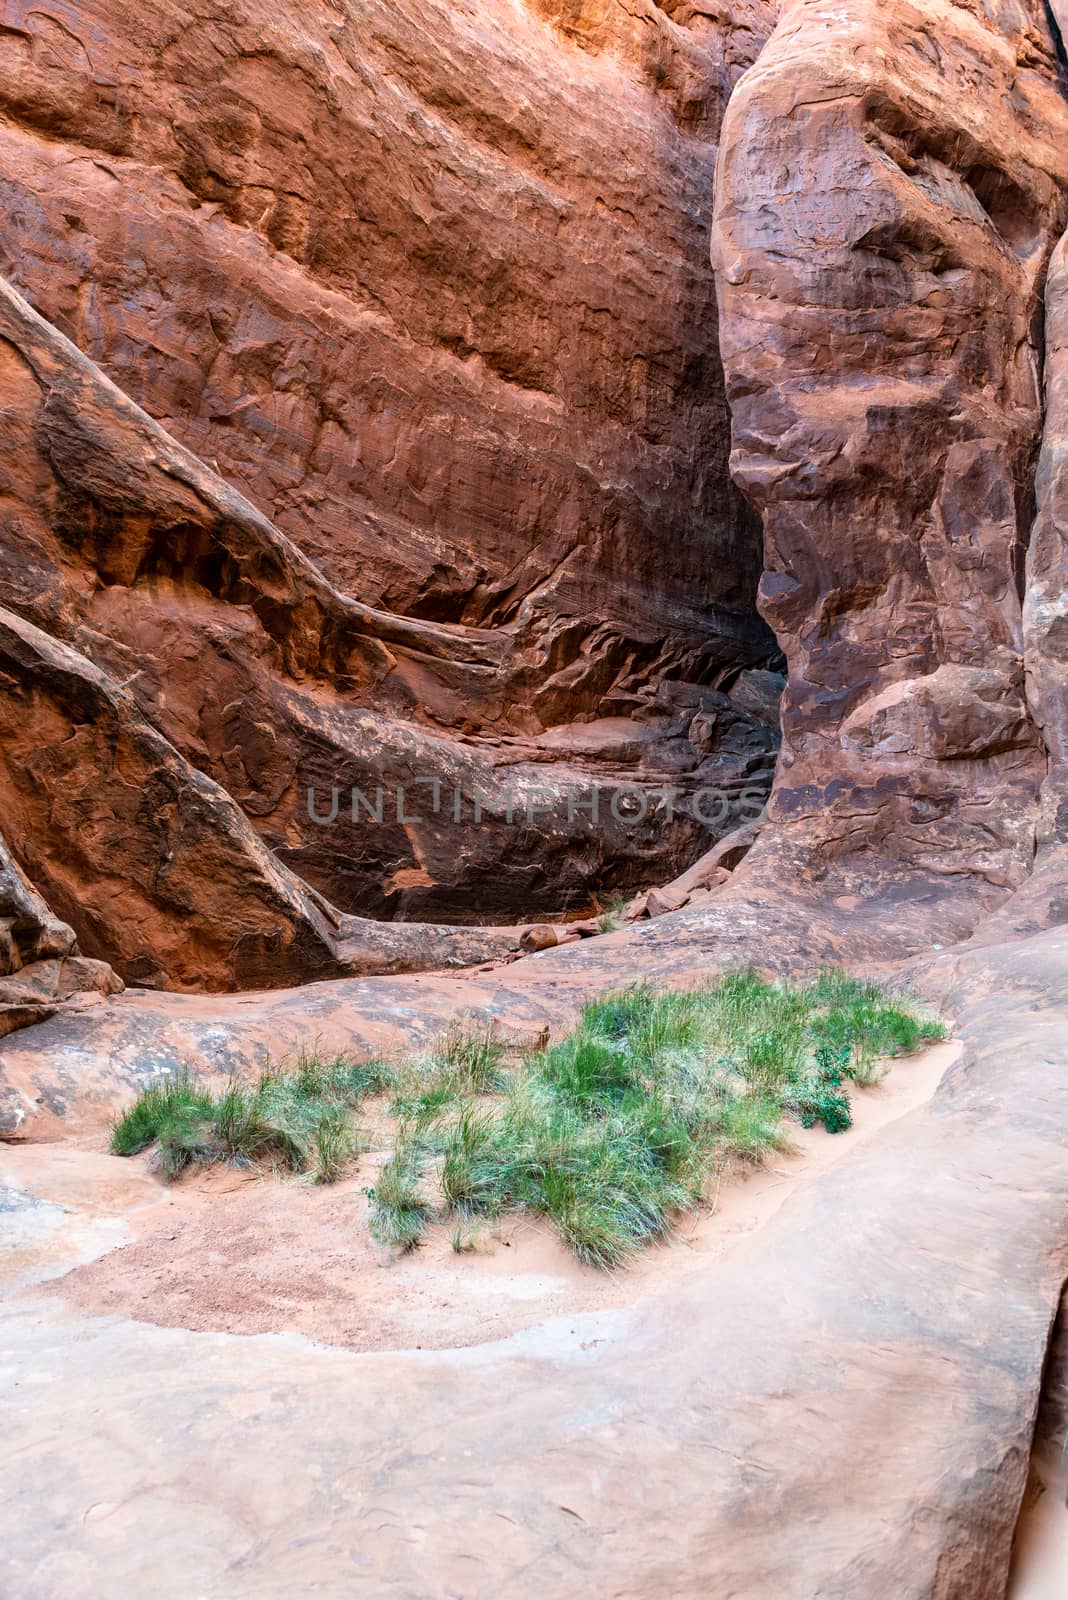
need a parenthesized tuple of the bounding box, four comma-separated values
(2, 911, 1066, 1597)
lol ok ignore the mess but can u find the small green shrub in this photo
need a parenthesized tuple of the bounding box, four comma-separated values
(789, 1043, 854, 1133)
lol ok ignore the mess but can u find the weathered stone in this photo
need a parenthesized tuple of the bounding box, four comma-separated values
(0, 955, 122, 1042)
(518, 924, 565, 954)
(0, 272, 778, 975)
(1026, 226, 1068, 831)
(0, 600, 530, 990)
(5, 859, 1068, 1598)
(0, 828, 75, 975)
(729, 667, 784, 729)
(712, 0, 1068, 902)
(0, 0, 775, 698)
(644, 882, 693, 918)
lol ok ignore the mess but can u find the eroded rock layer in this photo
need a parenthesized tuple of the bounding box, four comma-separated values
(0, 272, 780, 984)
(1, 0, 1067, 1001)
(0, 0, 793, 998)
(0, 0, 773, 675)
(1026, 225, 1068, 836)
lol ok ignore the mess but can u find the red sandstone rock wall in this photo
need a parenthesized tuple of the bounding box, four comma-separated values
(0, 0, 773, 670)
(0, 276, 779, 991)
(1027, 231, 1068, 794)
(712, 0, 1068, 905)
(0, 0, 789, 1008)
(6, 0, 1068, 1015)
(1024, 44, 1068, 878)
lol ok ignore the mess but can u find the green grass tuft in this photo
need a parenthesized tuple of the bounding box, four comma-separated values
(368, 1137, 431, 1250)
(450, 1222, 482, 1254)
(714, 1092, 790, 1163)
(311, 1106, 355, 1185)
(371, 969, 947, 1267)
(390, 1021, 506, 1126)
(109, 1074, 214, 1158)
(109, 973, 947, 1268)
(440, 1103, 503, 1215)
(109, 1048, 386, 1184)
(594, 892, 630, 934)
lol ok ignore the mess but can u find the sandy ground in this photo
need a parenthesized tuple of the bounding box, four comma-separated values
(2, 1041, 960, 1355)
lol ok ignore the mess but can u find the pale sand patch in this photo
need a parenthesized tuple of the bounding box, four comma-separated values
(2, 1040, 960, 1353)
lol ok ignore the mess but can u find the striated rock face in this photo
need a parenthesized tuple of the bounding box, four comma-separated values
(0, 0, 793, 998)
(0, 0, 773, 674)
(712, 0, 1068, 901)
(0, 265, 777, 986)
(2, 0, 1068, 1003)
(0, 829, 73, 977)
(1022, 33, 1068, 897)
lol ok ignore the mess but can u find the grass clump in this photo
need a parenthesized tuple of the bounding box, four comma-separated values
(109, 1074, 215, 1159)
(440, 1103, 504, 1215)
(390, 1020, 506, 1127)
(367, 1135, 432, 1251)
(714, 1092, 791, 1162)
(372, 969, 947, 1268)
(807, 971, 947, 1086)
(450, 1222, 483, 1254)
(109, 1047, 392, 1184)
(109, 981, 947, 1270)
(595, 892, 630, 934)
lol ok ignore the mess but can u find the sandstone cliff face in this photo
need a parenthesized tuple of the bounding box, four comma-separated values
(0, 0, 773, 673)
(712, 0, 1068, 902)
(0, 274, 778, 974)
(0, 0, 791, 1002)
(1022, 0, 1068, 890)
(0, 826, 121, 1037)
(4, 0, 1068, 1013)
